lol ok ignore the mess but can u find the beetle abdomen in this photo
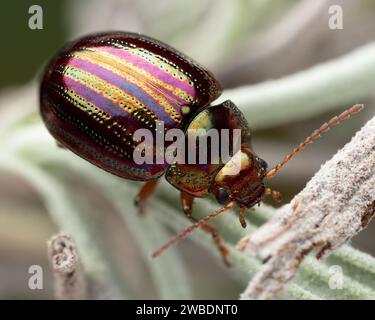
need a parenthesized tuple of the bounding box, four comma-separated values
(40, 32, 222, 180)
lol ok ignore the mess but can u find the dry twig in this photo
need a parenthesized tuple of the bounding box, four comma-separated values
(238, 115, 375, 300)
(47, 233, 87, 299)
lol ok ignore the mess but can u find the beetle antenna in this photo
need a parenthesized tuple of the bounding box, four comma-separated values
(266, 104, 364, 178)
(152, 201, 236, 258)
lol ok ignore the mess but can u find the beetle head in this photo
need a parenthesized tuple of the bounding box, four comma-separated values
(211, 145, 268, 208)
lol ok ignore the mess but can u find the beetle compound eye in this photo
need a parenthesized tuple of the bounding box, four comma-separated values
(216, 188, 230, 205)
(255, 157, 268, 175)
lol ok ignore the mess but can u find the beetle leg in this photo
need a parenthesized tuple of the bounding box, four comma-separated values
(180, 191, 195, 217)
(180, 192, 231, 266)
(134, 179, 159, 214)
(264, 188, 282, 203)
(239, 207, 247, 228)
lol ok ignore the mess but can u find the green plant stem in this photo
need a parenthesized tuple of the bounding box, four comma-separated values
(90, 179, 193, 299)
(159, 185, 375, 299)
(19, 139, 374, 299)
(4, 125, 375, 299)
(324, 245, 375, 290)
(25, 146, 318, 299)
(219, 43, 375, 128)
(73, 163, 319, 300)
(151, 199, 320, 300)
(8, 127, 193, 299)
(0, 153, 132, 299)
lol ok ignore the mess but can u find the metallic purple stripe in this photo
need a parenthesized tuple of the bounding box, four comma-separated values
(62, 76, 140, 128)
(96, 46, 196, 97)
(67, 57, 179, 125)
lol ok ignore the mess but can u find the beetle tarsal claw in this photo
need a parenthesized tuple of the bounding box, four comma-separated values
(134, 197, 145, 215)
(239, 208, 247, 228)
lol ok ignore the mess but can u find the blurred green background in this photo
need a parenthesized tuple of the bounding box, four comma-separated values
(0, 0, 65, 88)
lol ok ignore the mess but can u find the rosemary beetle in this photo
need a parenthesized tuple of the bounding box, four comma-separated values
(40, 32, 363, 265)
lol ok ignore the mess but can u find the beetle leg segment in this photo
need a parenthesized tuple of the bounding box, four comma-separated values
(181, 191, 195, 217)
(180, 192, 231, 266)
(134, 179, 159, 214)
(264, 188, 282, 203)
(239, 207, 247, 228)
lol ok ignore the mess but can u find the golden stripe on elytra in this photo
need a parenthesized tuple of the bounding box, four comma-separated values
(48, 93, 133, 159)
(51, 82, 112, 124)
(62, 65, 172, 127)
(74, 49, 195, 104)
(109, 42, 194, 86)
(62, 87, 112, 122)
(71, 50, 190, 116)
(63, 86, 137, 153)
(68, 52, 182, 123)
